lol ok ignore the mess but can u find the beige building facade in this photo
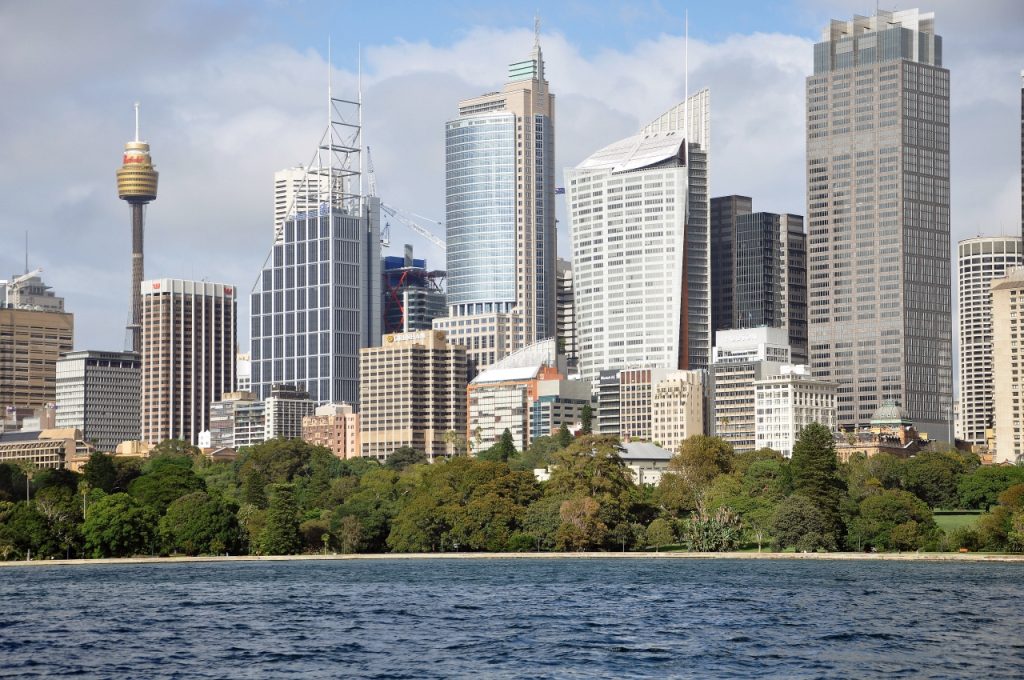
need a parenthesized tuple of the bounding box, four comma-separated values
(140, 279, 236, 445)
(652, 370, 705, 452)
(991, 268, 1024, 463)
(359, 330, 467, 461)
(0, 307, 74, 424)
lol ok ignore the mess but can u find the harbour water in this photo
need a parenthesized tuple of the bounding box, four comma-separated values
(2, 557, 1022, 678)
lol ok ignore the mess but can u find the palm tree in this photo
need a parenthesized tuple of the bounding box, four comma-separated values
(13, 460, 38, 502)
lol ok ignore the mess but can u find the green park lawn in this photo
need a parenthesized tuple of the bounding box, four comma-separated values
(933, 511, 983, 533)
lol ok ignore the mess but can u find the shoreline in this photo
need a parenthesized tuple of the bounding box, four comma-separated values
(2, 551, 1022, 567)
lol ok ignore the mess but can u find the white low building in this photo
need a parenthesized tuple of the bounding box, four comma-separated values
(619, 441, 674, 486)
(754, 364, 837, 457)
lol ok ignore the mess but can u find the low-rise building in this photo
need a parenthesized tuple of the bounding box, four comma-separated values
(834, 402, 930, 463)
(711, 327, 790, 452)
(754, 364, 837, 457)
(468, 338, 588, 453)
(207, 391, 265, 449)
(302, 403, 360, 460)
(264, 383, 315, 441)
(619, 441, 674, 485)
(0, 428, 93, 470)
(652, 370, 705, 452)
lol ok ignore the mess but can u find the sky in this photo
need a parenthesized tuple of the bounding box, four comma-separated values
(1, 0, 1022, 354)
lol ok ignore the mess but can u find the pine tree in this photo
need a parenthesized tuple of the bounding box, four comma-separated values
(789, 422, 845, 546)
(258, 485, 301, 555)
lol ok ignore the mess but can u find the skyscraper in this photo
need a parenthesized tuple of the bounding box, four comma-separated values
(251, 94, 381, 406)
(710, 197, 807, 364)
(434, 30, 556, 374)
(806, 9, 951, 433)
(710, 195, 752, 337)
(565, 90, 711, 384)
(957, 236, 1023, 445)
(116, 103, 158, 354)
(140, 278, 236, 445)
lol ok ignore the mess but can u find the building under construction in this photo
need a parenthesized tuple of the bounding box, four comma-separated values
(383, 245, 446, 334)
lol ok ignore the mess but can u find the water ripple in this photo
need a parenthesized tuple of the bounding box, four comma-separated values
(1, 559, 1023, 678)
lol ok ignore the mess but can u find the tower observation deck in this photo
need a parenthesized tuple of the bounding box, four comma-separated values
(116, 103, 158, 353)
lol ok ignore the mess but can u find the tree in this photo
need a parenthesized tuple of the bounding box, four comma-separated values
(789, 422, 844, 546)
(903, 451, 972, 509)
(556, 424, 573, 449)
(386, 446, 428, 470)
(34, 485, 82, 558)
(856, 489, 935, 551)
(335, 514, 363, 553)
(128, 455, 205, 514)
(478, 429, 517, 462)
(556, 496, 606, 550)
(158, 491, 243, 555)
(772, 494, 837, 552)
(670, 436, 734, 486)
(0, 501, 57, 559)
(580, 403, 593, 435)
(645, 518, 675, 551)
(258, 485, 302, 555)
(510, 435, 562, 472)
(957, 466, 1024, 509)
(83, 493, 157, 558)
(442, 430, 469, 457)
(12, 460, 39, 501)
(149, 438, 202, 459)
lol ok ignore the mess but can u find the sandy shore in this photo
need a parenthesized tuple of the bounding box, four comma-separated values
(2, 551, 1022, 567)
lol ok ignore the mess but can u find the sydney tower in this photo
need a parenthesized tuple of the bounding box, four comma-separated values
(115, 103, 158, 353)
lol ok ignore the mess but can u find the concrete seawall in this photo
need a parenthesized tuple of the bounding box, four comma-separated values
(2, 551, 1022, 568)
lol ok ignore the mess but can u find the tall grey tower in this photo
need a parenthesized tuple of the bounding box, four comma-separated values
(433, 27, 556, 376)
(806, 9, 951, 434)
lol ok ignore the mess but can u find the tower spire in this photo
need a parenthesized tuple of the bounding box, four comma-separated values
(534, 13, 540, 48)
(134, 101, 140, 142)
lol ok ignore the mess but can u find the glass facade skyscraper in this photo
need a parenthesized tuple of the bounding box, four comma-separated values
(250, 199, 381, 406)
(445, 114, 517, 315)
(434, 35, 556, 376)
(711, 197, 808, 365)
(806, 9, 952, 434)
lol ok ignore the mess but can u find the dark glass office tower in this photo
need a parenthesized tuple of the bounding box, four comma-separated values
(710, 197, 807, 364)
(807, 9, 951, 433)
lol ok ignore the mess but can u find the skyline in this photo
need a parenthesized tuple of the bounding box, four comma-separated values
(1, 1, 1022, 353)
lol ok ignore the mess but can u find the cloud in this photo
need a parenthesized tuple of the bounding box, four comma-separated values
(0, 1, 1020, 360)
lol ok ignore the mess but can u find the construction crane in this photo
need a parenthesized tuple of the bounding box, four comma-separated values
(380, 202, 446, 250)
(366, 145, 445, 250)
(366, 145, 378, 197)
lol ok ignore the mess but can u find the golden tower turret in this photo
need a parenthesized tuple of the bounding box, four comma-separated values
(116, 103, 158, 353)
